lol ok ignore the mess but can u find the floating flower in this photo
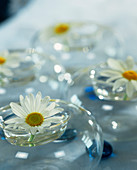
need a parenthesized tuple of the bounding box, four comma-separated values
(0, 51, 21, 76)
(54, 23, 70, 34)
(100, 56, 137, 99)
(5, 92, 64, 135)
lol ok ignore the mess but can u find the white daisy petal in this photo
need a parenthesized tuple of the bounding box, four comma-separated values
(24, 96, 31, 113)
(29, 93, 35, 112)
(5, 117, 24, 124)
(112, 78, 127, 91)
(10, 102, 27, 118)
(107, 58, 125, 72)
(126, 81, 134, 98)
(45, 102, 56, 111)
(0, 67, 13, 76)
(100, 70, 122, 77)
(41, 121, 51, 127)
(44, 108, 64, 117)
(131, 80, 137, 91)
(20, 95, 30, 114)
(45, 116, 64, 123)
(39, 96, 50, 113)
(125, 56, 134, 70)
(106, 75, 122, 83)
(35, 91, 42, 112)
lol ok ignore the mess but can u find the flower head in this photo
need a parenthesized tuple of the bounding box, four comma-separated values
(100, 56, 137, 98)
(0, 51, 21, 76)
(54, 23, 70, 34)
(5, 92, 64, 135)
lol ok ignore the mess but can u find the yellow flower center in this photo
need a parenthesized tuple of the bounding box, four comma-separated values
(25, 112, 44, 127)
(54, 24, 69, 34)
(0, 56, 6, 65)
(122, 70, 137, 80)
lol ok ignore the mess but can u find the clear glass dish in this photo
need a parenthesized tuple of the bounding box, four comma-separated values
(0, 48, 66, 107)
(65, 66, 137, 142)
(90, 63, 137, 101)
(32, 21, 123, 74)
(0, 99, 103, 170)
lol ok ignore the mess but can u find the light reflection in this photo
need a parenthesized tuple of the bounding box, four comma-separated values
(0, 88, 6, 95)
(82, 133, 93, 148)
(15, 151, 29, 159)
(25, 87, 35, 94)
(88, 120, 93, 126)
(61, 53, 71, 60)
(87, 111, 91, 116)
(70, 94, 82, 106)
(54, 43, 63, 51)
(102, 104, 113, 111)
(48, 80, 59, 90)
(87, 53, 95, 60)
(112, 121, 118, 129)
(54, 150, 65, 158)
(54, 64, 62, 73)
(39, 75, 48, 83)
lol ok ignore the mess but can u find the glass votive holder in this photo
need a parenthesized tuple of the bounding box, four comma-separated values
(32, 21, 123, 74)
(65, 64, 137, 142)
(0, 98, 103, 170)
(0, 48, 66, 107)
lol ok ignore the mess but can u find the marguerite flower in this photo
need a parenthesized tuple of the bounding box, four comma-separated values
(54, 23, 70, 34)
(5, 92, 64, 135)
(100, 56, 137, 99)
(0, 50, 21, 76)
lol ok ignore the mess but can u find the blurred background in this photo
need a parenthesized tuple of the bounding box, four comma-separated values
(0, 0, 30, 23)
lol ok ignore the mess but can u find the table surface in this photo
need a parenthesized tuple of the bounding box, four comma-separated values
(0, 0, 137, 169)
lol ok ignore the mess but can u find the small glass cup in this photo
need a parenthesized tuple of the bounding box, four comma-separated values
(0, 99, 103, 169)
(32, 21, 123, 74)
(65, 66, 137, 142)
(0, 48, 66, 107)
(90, 63, 137, 101)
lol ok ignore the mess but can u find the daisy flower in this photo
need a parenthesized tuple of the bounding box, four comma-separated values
(54, 23, 70, 34)
(100, 56, 137, 99)
(4, 92, 64, 136)
(0, 50, 21, 76)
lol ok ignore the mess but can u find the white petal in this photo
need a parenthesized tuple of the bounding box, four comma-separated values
(107, 58, 125, 72)
(0, 67, 13, 76)
(44, 108, 64, 117)
(126, 81, 134, 98)
(45, 116, 64, 123)
(131, 80, 137, 91)
(39, 96, 50, 113)
(24, 96, 31, 113)
(10, 102, 27, 118)
(112, 78, 127, 91)
(20, 95, 30, 114)
(41, 121, 51, 127)
(106, 75, 122, 83)
(5, 117, 24, 124)
(29, 93, 35, 112)
(35, 91, 42, 112)
(125, 56, 134, 69)
(100, 70, 122, 77)
(45, 102, 56, 111)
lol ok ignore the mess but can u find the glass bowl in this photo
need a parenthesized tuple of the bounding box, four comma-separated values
(90, 63, 137, 101)
(0, 99, 103, 169)
(32, 21, 123, 74)
(0, 48, 66, 107)
(0, 48, 42, 87)
(65, 66, 137, 142)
